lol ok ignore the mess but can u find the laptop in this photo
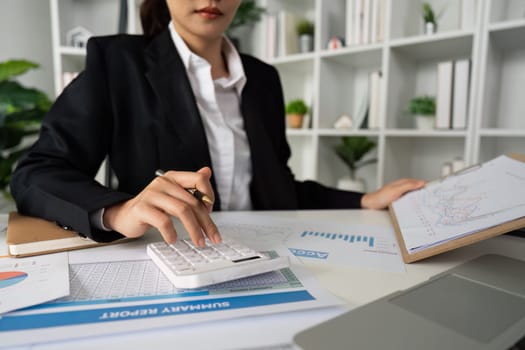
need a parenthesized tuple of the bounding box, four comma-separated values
(294, 254, 525, 350)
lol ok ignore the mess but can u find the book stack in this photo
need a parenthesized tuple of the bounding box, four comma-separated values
(264, 11, 300, 59)
(345, 0, 385, 47)
(436, 59, 471, 130)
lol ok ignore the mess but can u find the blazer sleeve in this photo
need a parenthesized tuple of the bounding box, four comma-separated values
(267, 66, 364, 209)
(10, 38, 132, 242)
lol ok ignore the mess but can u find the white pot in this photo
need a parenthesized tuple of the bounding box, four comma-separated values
(337, 176, 366, 192)
(415, 115, 435, 130)
(424, 21, 437, 35)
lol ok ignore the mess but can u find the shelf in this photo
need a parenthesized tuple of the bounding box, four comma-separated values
(389, 31, 474, 61)
(317, 129, 380, 137)
(269, 52, 316, 66)
(489, 24, 525, 50)
(59, 46, 86, 56)
(384, 129, 468, 137)
(489, 18, 525, 32)
(286, 129, 315, 136)
(479, 129, 525, 136)
(320, 45, 383, 67)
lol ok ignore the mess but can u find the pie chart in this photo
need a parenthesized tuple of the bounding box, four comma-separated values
(0, 271, 28, 288)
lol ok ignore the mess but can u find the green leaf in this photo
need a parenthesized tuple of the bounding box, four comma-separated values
(334, 136, 377, 177)
(0, 81, 51, 114)
(228, 0, 265, 32)
(0, 60, 39, 82)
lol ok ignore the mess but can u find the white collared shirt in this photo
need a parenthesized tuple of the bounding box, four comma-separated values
(169, 23, 253, 211)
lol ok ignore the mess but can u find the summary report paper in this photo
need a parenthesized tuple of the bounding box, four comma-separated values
(0, 221, 341, 347)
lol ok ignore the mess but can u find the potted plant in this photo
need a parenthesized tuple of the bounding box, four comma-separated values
(0, 59, 51, 203)
(422, 2, 438, 34)
(409, 95, 436, 129)
(296, 19, 314, 53)
(334, 136, 377, 192)
(226, 0, 265, 50)
(285, 99, 308, 128)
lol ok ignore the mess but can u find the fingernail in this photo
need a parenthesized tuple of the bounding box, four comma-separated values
(214, 233, 222, 244)
(198, 237, 205, 247)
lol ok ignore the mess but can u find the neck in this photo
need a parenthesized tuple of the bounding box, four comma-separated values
(176, 26, 229, 79)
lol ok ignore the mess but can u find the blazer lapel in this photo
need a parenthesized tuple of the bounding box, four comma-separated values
(144, 29, 221, 210)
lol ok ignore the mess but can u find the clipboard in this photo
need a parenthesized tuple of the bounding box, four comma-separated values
(6, 212, 132, 258)
(389, 153, 525, 263)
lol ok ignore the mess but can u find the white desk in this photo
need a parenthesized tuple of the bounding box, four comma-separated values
(3, 210, 525, 350)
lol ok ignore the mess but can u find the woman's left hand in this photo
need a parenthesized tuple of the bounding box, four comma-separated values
(361, 178, 425, 209)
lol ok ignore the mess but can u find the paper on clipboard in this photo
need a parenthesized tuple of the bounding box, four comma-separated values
(390, 154, 525, 262)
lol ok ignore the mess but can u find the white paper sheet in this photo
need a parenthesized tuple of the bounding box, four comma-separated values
(284, 221, 405, 273)
(0, 253, 69, 314)
(392, 155, 525, 252)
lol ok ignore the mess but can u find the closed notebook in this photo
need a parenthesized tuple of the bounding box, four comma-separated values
(6, 212, 129, 257)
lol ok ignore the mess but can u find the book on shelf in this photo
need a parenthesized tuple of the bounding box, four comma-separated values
(367, 70, 382, 129)
(265, 13, 278, 60)
(6, 212, 131, 257)
(436, 60, 454, 129)
(452, 59, 471, 129)
(278, 11, 299, 56)
(353, 86, 369, 130)
(346, 0, 384, 46)
(345, 0, 354, 46)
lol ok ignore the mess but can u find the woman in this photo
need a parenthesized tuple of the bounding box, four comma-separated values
(10, 0, 423, 247)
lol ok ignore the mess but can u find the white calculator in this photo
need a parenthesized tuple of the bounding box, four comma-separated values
(147, 238, 290, 289)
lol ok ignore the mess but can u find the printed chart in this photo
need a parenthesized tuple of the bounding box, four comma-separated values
(286, 224, 404, 272)
(392, 155, 525, 252)
(0, 253, 69, 314)
(0, 271, 28, 288)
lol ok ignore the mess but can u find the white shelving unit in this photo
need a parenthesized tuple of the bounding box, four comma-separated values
(49, 0, 140, 97)
(46, 0, 525, 192)
(257, 0, 525, 193)
(473, 0, 525, 163)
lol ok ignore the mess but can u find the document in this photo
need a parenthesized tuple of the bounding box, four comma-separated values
(0, 253, 69, 314)
(392, 155, 525, 253)
(284, 222, 405, 272)
(214, 211, 405, 272)
(0, 218, 341, 347)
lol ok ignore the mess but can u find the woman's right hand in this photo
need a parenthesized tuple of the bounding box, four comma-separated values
(103, 167, 220, 247)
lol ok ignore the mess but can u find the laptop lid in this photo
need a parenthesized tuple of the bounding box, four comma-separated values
(293, 254, 525, 350)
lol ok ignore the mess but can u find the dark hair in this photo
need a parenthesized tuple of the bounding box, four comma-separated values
(140, 0, 171, 37)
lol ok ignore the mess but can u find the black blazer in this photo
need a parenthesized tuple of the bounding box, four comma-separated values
(10, 29, 363, 242)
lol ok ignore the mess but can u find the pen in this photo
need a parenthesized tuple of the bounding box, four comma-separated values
(155, 169, 214, 206)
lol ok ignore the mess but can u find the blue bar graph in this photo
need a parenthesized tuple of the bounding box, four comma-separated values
(299, 231, 376, 248)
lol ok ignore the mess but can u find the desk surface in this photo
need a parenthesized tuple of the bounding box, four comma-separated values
(3, 210, 525, 350)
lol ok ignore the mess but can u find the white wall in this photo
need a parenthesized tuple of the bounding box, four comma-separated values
(0, 0, 54, 98)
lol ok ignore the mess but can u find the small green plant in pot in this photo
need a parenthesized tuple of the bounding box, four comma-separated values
(285, 99, 308, 129)
(0, 59, 51, 198)
(409, 95, 435, 130)
(296, 19, 314, 53)
(422, 2, 442, 34)
(334, 136, 377, 192)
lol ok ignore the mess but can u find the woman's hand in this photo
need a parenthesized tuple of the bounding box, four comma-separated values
(361, 178, 425, 210)
(103, 167, 220, 247)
